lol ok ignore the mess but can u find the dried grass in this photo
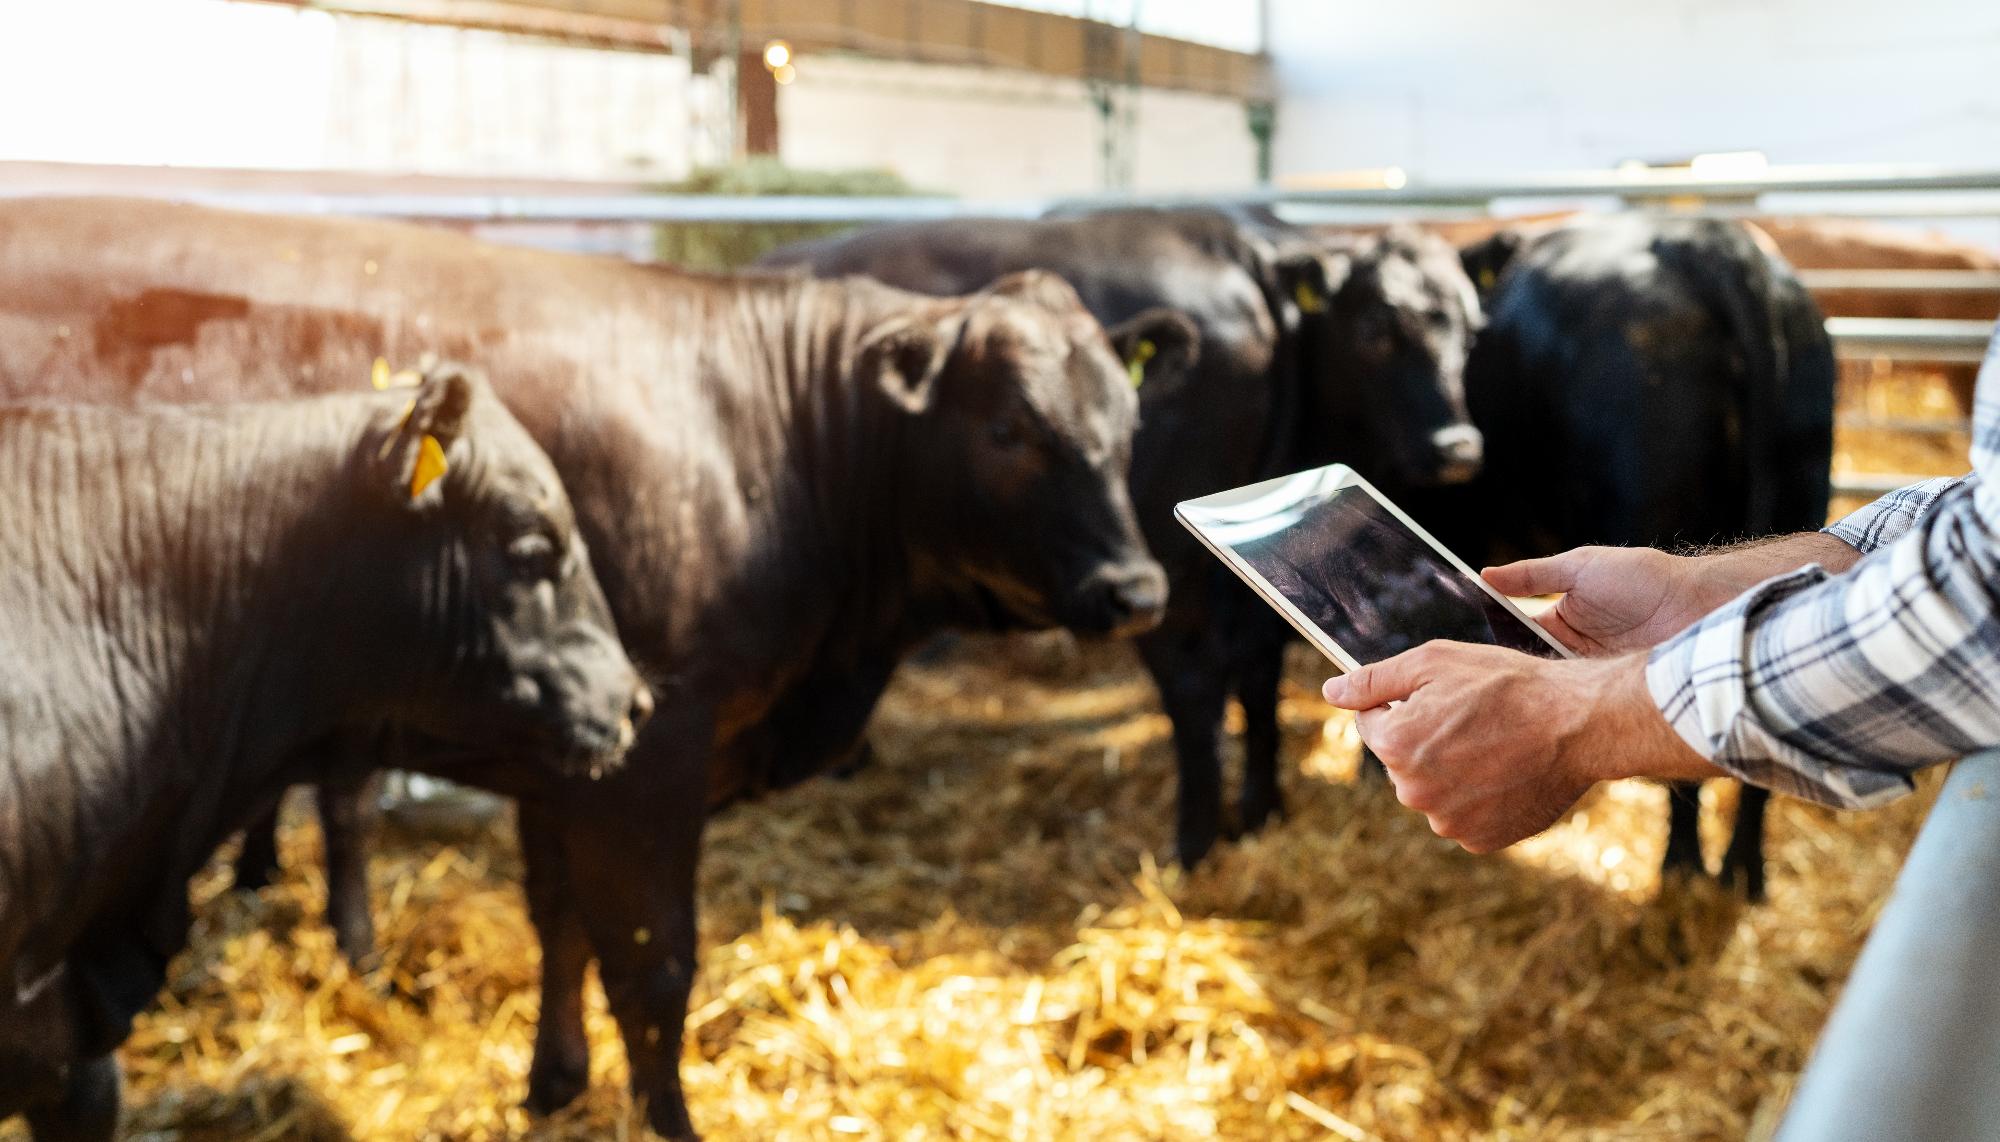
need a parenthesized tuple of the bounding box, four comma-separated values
(1, 370, 1965, 1142)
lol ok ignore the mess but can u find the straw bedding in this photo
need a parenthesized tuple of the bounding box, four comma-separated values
(2, 365, 1968, 1142)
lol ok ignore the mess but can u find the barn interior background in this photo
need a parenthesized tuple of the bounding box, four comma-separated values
(1, 0, 1996, 1139)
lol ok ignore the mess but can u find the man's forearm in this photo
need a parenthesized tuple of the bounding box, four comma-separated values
(1683, 531, 1862, 611)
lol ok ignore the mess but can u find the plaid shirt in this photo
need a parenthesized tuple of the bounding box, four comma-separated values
(1646, 327, 2000, 809)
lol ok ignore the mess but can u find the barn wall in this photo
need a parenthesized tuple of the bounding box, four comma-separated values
(777, 54, 1259, 197)
(0, 0, 719, 180)
(1269, 0, 2000, 177)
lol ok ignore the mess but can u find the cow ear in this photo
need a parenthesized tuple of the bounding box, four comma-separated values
(1278, 252, 1347, 325)
(1106, 308, 1200, 398)
(1460, 229, 1522, 296)
(857, 316, 952, 415)
(382, 363, 478, 505)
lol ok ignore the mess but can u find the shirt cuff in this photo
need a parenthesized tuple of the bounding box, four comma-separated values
(1823, 475, 1967, 554)
(1644, 565, 1917, 810)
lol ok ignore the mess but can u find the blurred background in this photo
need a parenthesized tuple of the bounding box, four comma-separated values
(3, 3, 1998, 1139)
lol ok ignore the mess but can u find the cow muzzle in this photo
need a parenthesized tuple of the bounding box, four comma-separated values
(530, 629, 653, 779)
(1426, 424, 1485, 486)
(1070, 559, 1170, 638)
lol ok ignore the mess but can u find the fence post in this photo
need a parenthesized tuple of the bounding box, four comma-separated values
(1777, 749, 2000, 1142)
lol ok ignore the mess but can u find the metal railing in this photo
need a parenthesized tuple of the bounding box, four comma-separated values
(1776, 749, 2000, 1142)
(1827, 317, 1996, 364)
(13, 161, 1993, 498)
(17, 160, 2000, 224)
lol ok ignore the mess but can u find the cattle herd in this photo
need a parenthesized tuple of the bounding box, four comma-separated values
(0, 195, 1835, 1140)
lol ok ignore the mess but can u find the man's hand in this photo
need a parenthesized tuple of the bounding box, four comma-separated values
(1482, 532, 1862, 656)
(1321, 642, 1722, 852)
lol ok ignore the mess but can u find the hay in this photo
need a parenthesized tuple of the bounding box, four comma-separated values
(0, 640, 1936, 1142)
(3, 372, 1964, 1142)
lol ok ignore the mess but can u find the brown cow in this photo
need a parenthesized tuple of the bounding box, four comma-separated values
(0, 196, 1173, 1140)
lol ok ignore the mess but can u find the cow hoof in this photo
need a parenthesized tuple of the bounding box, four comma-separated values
(1238, 789, 1286, 836)
(1175, 825, 1221, 869)
(831, 741, 876, 781)
(1659, 839, 1707, 879)
(644, 1100, 701, 1142)
(231, 862, 276, 894)
(524, 1057, 590, 1117)
(25, 1055, 121, 1142)
(1718, 858, 1767, 903)
(1355, 748, 1389, 785)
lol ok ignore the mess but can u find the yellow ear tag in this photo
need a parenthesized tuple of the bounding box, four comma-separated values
(1478, 268, 1497, 290)
(1127, 338, 1157, 389)
(1295, 281, 1327, 315)
(371, 356, 392, 390)
(410, 433, 448, 500)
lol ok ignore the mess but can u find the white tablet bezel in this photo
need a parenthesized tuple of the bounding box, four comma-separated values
(1173, 463, 1575, 674)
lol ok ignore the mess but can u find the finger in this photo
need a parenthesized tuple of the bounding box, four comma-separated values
(1481, 547, 1594, 597)
(1530, 605, 1599, 654)
(1353, 704, 1394, 749)
(1321, 648, 1432, 710)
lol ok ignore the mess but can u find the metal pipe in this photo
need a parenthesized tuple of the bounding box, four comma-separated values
(1776, 749, 2000, 1142)
(1832, 473, 1958, 498)
(1827, 318, 1998, 364)
(1801, 269, 2000, 293)
(12, 162, 2000, 225)
(1835, 413, 1974, 436)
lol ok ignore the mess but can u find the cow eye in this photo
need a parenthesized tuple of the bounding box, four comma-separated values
(990, 417, 1024, 448)
(507, 532, 562, 579)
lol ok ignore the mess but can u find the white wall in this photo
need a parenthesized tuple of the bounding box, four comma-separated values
(0, 0, 717, 180)
(1269, 0, 2000, 177)
(778, 54, 1258, 198)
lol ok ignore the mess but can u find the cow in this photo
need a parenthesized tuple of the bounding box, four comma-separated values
(0, 366, 645, 1141)
(0, 195, 1170, 1140)
(760, 208, 1486, 866)
(1419, 214, 1837, 900)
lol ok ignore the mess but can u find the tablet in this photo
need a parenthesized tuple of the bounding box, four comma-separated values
(1174, 463, 1574, 673)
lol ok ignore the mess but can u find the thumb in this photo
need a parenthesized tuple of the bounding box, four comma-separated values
(1321, 648, 1432, 710)
(1482, 547, 1594, 597)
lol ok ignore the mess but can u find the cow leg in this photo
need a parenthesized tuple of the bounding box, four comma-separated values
(1355, 745, 1389, 783)
(1235, 641, 1287, 836)
(519, 800, 594, 1118)
(319, 772, 383, 971)
(572, 800, 704, 1142)
(23, 1055, 120, 1142)
(231, 797, 285, 892)
(1719, 784, 1770, 902)
(1140, 638, 1231, 867)
(1662, 781, 1707, 879)
(520, 718, 709, 1141)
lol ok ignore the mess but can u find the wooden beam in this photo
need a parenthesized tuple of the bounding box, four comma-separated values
(249, 0, 1270, 101)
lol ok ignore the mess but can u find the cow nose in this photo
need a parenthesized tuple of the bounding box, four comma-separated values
(1096, 562, 1169, 638)
(619, 684, 655, 749)
(1430, 424, 1484, 484)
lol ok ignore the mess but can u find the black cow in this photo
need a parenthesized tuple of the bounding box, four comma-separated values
(1425, 214, 1837, 899)
(0, 196, 1169, 1139)
(762, 208, 1486, 864)
(0, 368, 645, 1141)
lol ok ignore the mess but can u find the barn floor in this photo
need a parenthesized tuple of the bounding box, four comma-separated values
(6, 366, 1966, 1142)
(1, 637, 1931, 1142)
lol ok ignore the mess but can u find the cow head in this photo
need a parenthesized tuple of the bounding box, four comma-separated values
(855, 271, 1170, 638)
(1458, 227, 1527, 301)
(360, 365, 650, 778)
(1305, 226, 1485, 488)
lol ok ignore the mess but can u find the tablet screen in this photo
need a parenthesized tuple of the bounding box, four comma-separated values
(1179, 468, 1565, 665)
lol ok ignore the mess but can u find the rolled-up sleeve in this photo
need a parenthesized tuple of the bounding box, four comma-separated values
(1645, 326, 2000, 809)
(1646, 472, 2000, 809)
(1824, 475, 1968, 554)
